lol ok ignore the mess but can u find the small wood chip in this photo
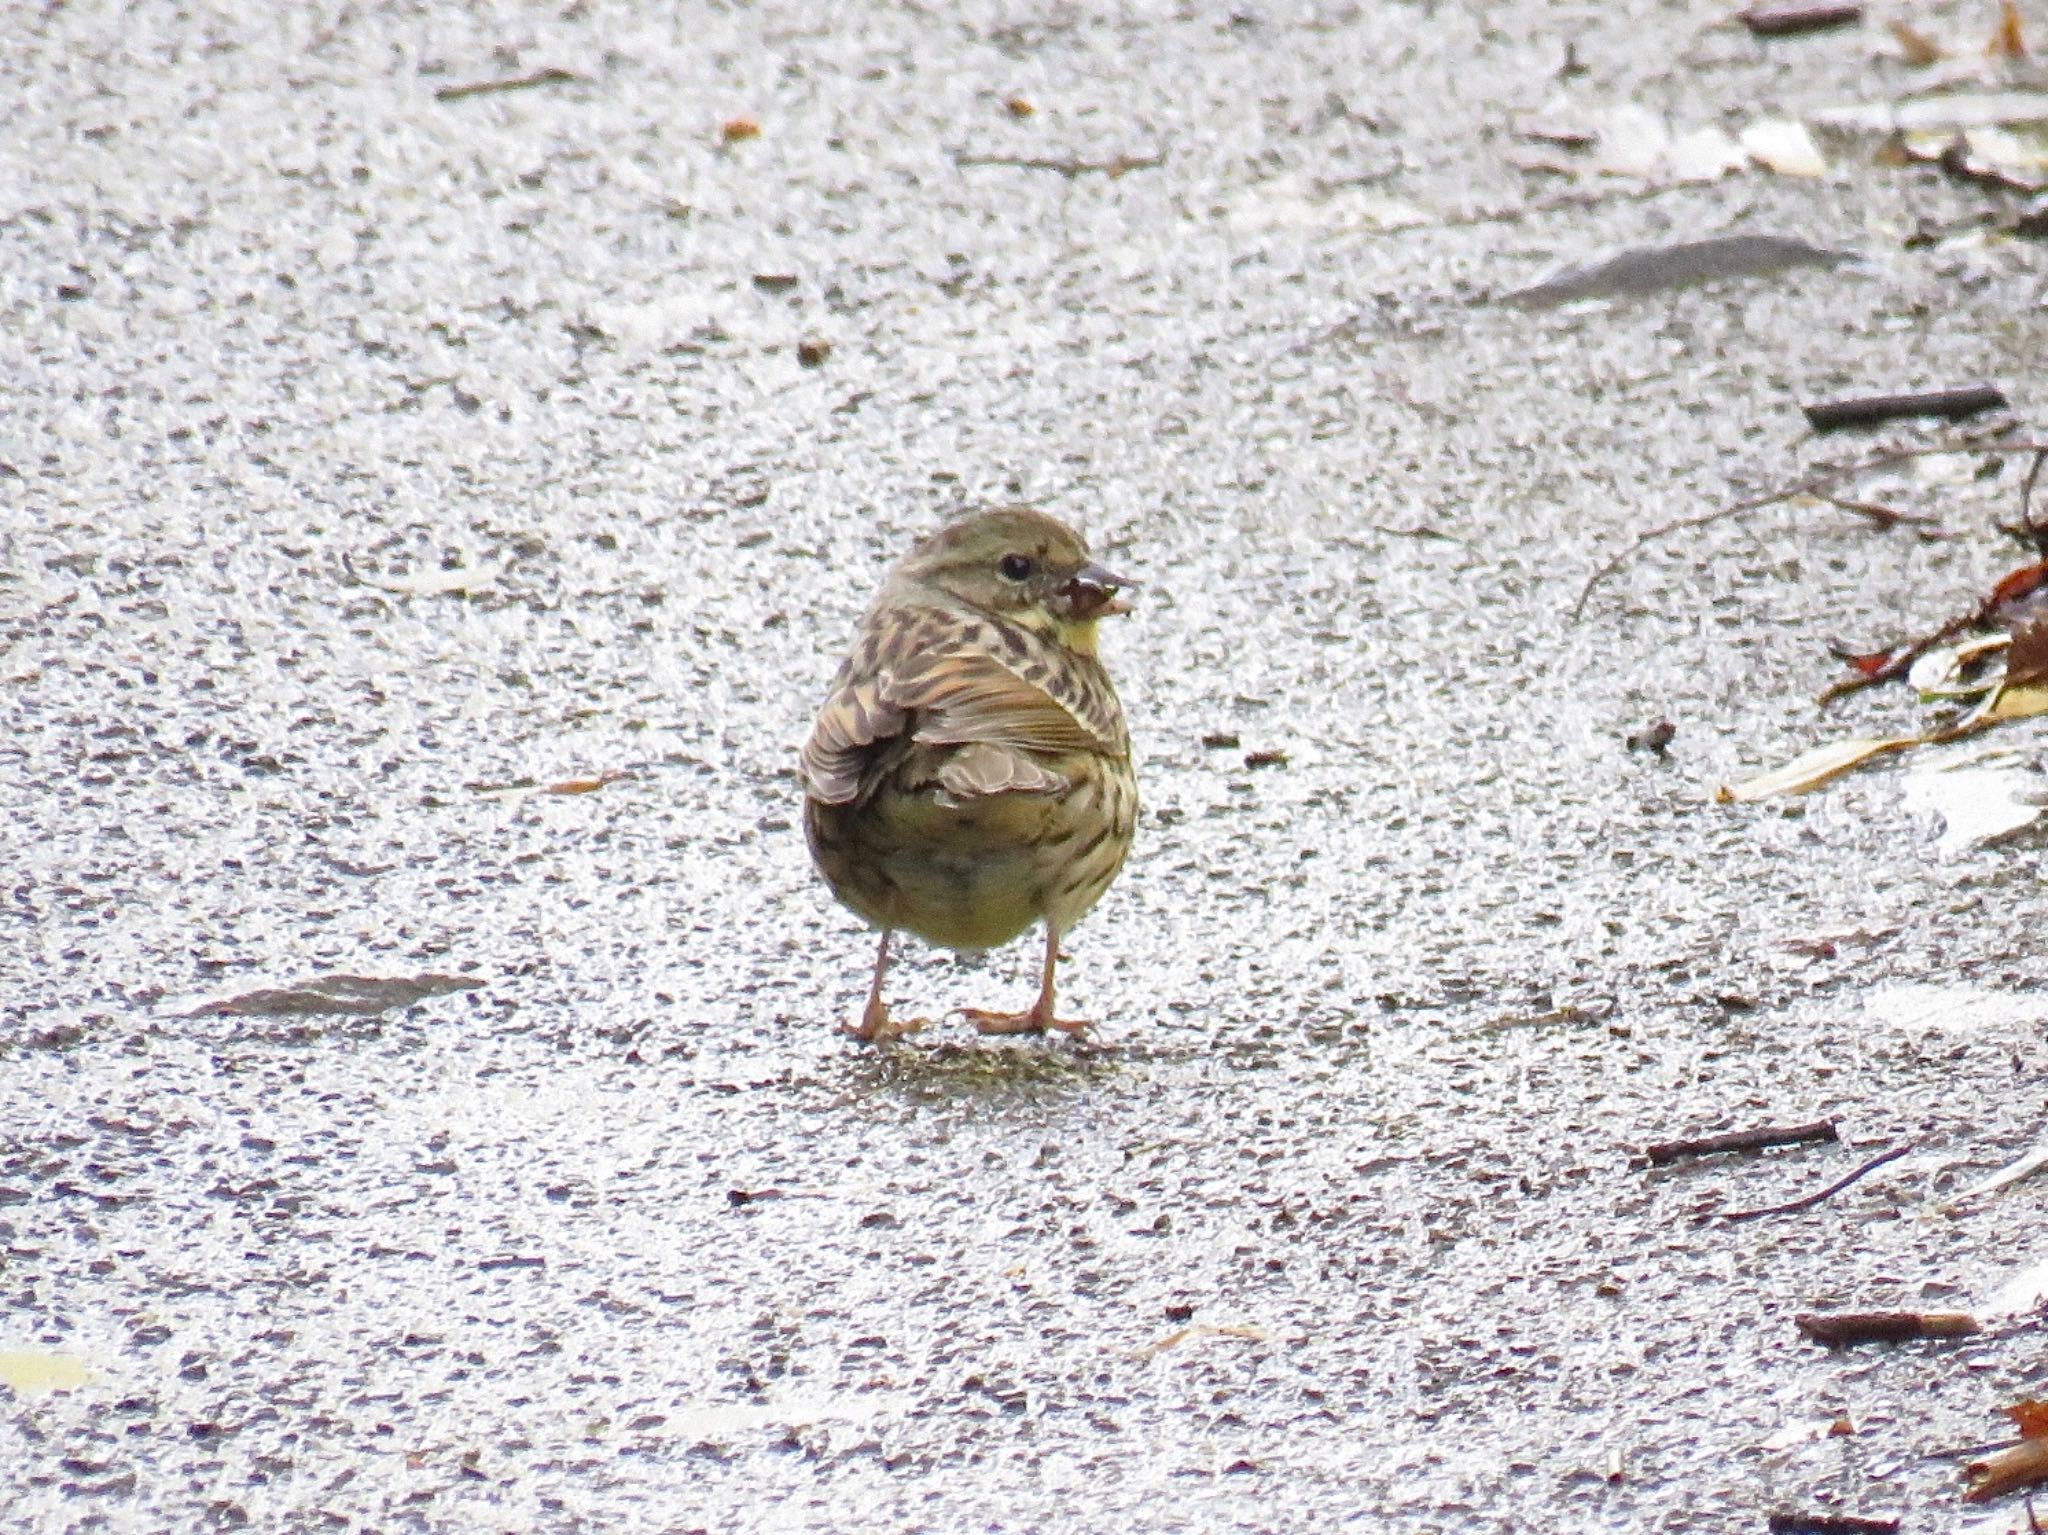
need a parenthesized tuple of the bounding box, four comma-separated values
(1741, 2, 1864, 37)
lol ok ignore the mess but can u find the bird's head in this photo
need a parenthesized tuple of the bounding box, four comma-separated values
(898, 506, 1136, 654)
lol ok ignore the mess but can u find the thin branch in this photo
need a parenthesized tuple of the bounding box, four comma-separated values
(1571, 437, 2048, 623)
(1571, 492, 1783, 622)
(1367, 522, 1470, 544)
(1926, 1437, 2026, 1463)
(1644, 1118, 1837, 1165)
(1794, 1308, 1979, 1344)
(951, 150, 1165, 178)
(1816, 610, 1978, 705)
(1818, 493, 1947, 534)
(434, 67, 580, 102)
(1802, 384, 2008, 433)
(1721, 1143, 1911, 1221)
(2021, 449, 2048, 546)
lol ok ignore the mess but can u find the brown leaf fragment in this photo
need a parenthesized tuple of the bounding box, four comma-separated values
(1990, 0, 2028, 59)
(1990, 563, 2048, 623)
(1888, 20, 1945, 64)
(1836, 644, 1909, 679)
(2004, 616, 2048, 690)
(1966, 1434, 2048, 1502)
(1796, 1310, 1980, 1345)
(2008, 1400, 2048, 1439)
(546, 771, 631, 795)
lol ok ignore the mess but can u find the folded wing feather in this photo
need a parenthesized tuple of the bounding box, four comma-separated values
(801, 644, 1104, 806)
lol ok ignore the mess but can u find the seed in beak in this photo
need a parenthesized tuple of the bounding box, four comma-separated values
(1061, 561, 1137, 619)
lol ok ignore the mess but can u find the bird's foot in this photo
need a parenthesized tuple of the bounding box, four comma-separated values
(844, 1001, 927, 1044)
(963, 1007, 1094, 1039)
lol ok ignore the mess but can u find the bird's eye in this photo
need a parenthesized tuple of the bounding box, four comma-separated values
(998, 553, 1035, 582)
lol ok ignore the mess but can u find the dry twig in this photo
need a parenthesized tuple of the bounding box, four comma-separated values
(434, 67, 580, 102)
(1644, 1119, 1836, 1165)
(1795, 1309, 1980, 1345)
(1802, 385, 2008, 433)
(1819, 494, 1947, 534)
(1765, 1513, 1900, 1535)
(1572, 437, 2048, 623)
(1741, 2, 1864, 37)
(952, 150, 1165, 178)
(1721, 1143, 1910, 1221)
(2006, 448, 2048, 551)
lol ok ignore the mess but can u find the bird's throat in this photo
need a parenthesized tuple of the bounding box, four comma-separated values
(1054, 617, 1100, 656)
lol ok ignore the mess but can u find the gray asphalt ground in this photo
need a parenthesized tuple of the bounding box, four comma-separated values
(5, 2, 2048, 1531)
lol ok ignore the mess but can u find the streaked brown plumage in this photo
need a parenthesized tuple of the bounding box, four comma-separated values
(800, 507, 1138, 1041)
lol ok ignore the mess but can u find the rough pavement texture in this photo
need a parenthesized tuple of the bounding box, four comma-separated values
(4, 3, 2047, 1532)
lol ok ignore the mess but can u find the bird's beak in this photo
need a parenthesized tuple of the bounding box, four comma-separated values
(1059, 562, 1137, 620)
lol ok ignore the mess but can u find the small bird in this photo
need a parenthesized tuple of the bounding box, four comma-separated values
(800, 507, 1139, 1042)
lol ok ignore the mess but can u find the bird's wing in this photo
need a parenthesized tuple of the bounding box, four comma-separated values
(799, 633, 1107, 806)
(799, 675, 907, 805)
(932, 741, 1070, 799)
(891, 643, 1113, 756)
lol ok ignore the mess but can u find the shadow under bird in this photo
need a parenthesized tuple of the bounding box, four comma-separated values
(799, 507, 1139, 1042)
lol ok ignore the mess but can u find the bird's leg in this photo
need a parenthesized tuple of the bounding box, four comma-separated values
(845, 930, 925, 1042)
(966, 926, 1092, 1037)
